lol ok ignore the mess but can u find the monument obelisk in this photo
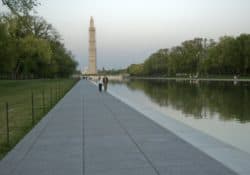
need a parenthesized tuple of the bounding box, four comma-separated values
(88, 16, 97, 74)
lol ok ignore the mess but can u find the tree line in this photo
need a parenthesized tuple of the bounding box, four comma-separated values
(0, 0, 78, 79)
(127, 34, 250, 77)
(98, 67, 127, 75)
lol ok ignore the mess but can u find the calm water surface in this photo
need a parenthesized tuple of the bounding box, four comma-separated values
(108, 79, 250, 154)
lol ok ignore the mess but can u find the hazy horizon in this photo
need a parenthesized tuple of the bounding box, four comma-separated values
(1, 0, 250, 70)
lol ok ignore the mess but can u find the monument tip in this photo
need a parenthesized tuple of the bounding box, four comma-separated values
(90, 16, 94, 26)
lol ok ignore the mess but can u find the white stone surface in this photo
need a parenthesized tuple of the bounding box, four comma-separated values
(108, 85, 250, 175)
(88, 16, 97, 74)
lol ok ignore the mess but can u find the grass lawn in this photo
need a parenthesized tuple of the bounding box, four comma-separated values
(0, 79, 78, 159)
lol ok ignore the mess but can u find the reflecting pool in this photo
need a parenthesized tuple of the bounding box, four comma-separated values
(108, 79, 250, 154)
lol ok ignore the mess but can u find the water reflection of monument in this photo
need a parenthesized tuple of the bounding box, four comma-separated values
(87, 16, 97, 74)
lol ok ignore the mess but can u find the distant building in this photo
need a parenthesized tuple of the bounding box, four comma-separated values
(87, 16, 97, 74)
(82, 66, 89, 74)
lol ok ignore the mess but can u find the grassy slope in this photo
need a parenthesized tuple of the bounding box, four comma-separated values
(0, 79, 78, 159)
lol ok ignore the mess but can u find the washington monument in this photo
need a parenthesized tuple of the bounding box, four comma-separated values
(88, 16, 97, 74)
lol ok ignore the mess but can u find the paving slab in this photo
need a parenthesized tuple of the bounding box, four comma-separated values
(108, 84, 250, 175)
(0, 80, 238, 175)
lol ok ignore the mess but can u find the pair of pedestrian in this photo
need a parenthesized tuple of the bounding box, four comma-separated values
(98, 76, 109, 92)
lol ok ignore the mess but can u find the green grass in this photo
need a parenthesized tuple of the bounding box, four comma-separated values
(0, 79, 78, 159)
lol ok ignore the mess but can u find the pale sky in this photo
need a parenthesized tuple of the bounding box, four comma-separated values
(1, 0, 250, 70)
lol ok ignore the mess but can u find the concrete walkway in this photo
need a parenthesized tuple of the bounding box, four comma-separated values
(0, 80, 237, 175)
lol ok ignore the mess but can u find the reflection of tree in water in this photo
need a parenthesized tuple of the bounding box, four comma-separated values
(125, 79, 250, 123)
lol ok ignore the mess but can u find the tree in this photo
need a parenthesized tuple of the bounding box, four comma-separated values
(1, 0, 39, 16)
(236, 34, 250, 75)
(181, 39, 198, 73)
(143, 49, 169, 76)
(168, 46, 185, 74)
(31, 16, 60, 40)
(49, 41, 78, 77)
(18, 35, 52, 76)
(0, 14, 78, 78)
(0, 22, 17, 72)
(213, 36, 240, 74)
(1, 14, 59, 41)
(127, 34, 250, 77)
(199, 39, 216, 74)
(127, 64, 144, 76)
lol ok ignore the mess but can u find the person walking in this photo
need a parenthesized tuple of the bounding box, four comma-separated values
(98, 76, 103, 92)
(103, 76, 109, 92)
